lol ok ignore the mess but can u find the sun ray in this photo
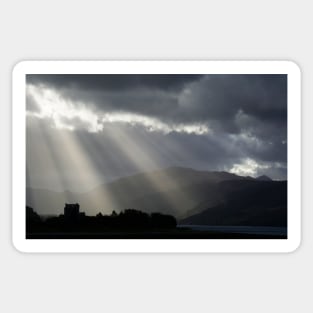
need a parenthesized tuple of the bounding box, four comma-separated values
(26, 83, 211, 218)
(26, 117, 73, 214)
(49, 129, 118, 215)
(104, 125, 201, 217)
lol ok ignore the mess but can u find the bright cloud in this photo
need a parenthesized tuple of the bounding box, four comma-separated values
(102, 112, 210, 135)
(26, 84, 103, 133)
(229, 158, 271, 177)
(26, 85, 210, 135)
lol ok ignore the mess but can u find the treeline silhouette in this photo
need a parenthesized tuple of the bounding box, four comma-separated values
(26, 205, 177, 235)
(26, 203, 287, 239)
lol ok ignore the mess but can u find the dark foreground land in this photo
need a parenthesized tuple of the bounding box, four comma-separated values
(27, 229, 287, 239)
(26, 206, 287, 240)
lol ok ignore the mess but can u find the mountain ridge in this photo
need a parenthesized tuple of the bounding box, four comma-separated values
(26, 167, 286, 225)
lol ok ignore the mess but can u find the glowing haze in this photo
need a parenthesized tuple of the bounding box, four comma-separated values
(26, 74, 287, 192)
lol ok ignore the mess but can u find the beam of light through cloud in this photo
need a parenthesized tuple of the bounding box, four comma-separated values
(26, 116, 75, 213)
(27, 120, 120, 215)
(26, 84, 210, 135)
(59, 131, 120, 215)
(102, 125, 201, 217)
(100, 125, 177, 214)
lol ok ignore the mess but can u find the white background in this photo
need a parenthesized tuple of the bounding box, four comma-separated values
(0, 1, 311, 312)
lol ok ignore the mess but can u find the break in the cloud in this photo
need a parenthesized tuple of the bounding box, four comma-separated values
(26, 83, 210, 135)
(26, 74, 287, 191)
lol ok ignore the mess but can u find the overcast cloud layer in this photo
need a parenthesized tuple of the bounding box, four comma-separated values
(26, 74, 287, 191)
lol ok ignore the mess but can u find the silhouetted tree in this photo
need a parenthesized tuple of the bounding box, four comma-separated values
(26, 206, 42, 232)
(151, 212, 177, 228)
(26, 204, 178, 238)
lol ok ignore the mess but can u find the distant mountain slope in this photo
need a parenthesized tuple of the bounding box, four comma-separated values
(26, 167, 253, 216)
(180, 180, 287, 227)
(256, 175, 272, 181)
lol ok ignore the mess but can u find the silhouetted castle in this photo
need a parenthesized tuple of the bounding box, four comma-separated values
(64, 203, 79, 220)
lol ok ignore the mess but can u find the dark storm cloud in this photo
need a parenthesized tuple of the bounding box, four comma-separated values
(27, 74, 286, 127)
(26, 74, 288, 187)
(176, 74, 287, 126)
(27, 74, 204, 91)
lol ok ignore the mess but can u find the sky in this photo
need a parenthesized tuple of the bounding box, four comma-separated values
(26, 74, 287, 192)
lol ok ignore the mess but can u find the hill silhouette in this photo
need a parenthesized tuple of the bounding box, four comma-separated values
(26, 167, 255, 217)
(181, 180, 287, 227)
(25, 167, 287, 238)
